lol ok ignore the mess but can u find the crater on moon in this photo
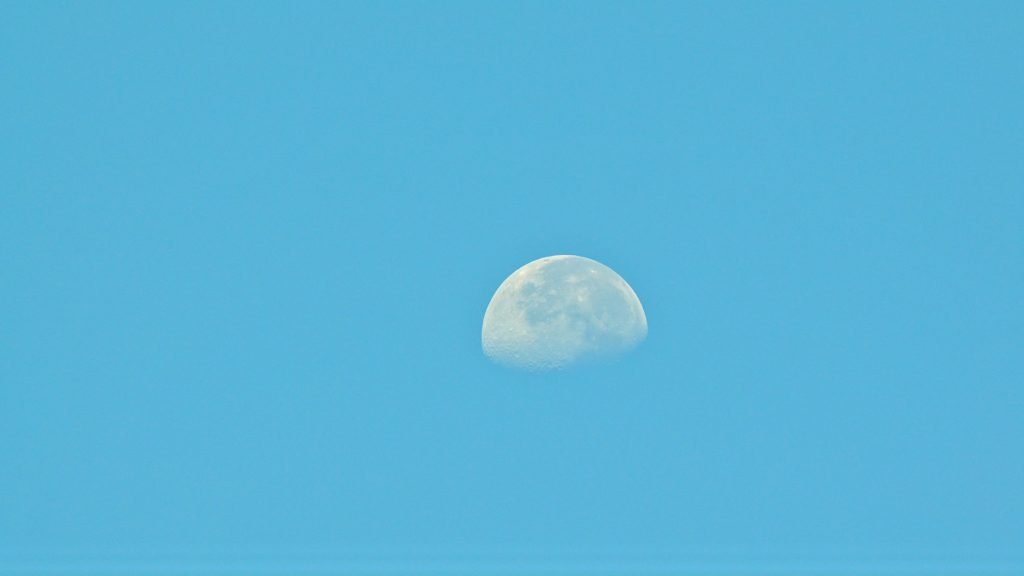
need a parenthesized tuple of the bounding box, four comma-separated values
(481, 255, 647, 370)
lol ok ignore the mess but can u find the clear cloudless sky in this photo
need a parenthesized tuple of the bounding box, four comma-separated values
(1, 1, 1022, 572)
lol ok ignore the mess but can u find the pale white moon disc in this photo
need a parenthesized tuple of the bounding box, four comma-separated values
(481, 255, 648, 370)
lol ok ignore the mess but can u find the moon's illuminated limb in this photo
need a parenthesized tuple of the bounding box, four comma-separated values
(481, 255, 647, 370)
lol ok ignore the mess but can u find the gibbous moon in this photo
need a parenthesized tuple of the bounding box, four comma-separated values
(482, 255, 647, 370)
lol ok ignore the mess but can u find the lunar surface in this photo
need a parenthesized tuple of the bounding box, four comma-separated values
(482, 255, 647, 370)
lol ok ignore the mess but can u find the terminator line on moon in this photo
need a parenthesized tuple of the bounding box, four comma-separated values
(482, 255, 647, 370)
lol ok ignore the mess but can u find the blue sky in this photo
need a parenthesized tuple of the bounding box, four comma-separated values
(1, 1, 1022, 572)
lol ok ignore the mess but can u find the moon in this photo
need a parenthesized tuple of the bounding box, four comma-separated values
(482, 255, 648, 370)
